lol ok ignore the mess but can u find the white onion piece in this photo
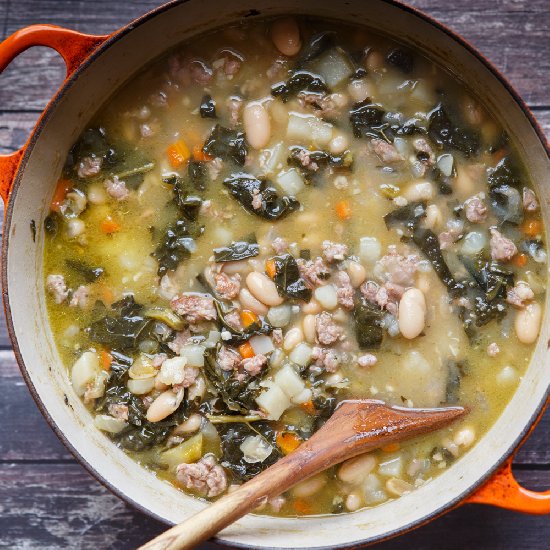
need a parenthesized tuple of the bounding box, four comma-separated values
(287, 113, 333, 146)
(378, 456, 403, 477)
(180, 344, 206, 367)
(256, 384, 291, 420)
(240, 435, 274, 463)
(249, 334, 275, 355)
(94, 414, 128, 434)
(276, 168, 305, 195)
(258, 142, 286, 177)
(312, 47, 354, 87)
(359, 237, 381, 264)
(314, 284, 338, 310)
(127, 377, 156, 395)
(267, 304, 292, 328)
(461, 231, 486, 255)
(437, 154, 454, 177)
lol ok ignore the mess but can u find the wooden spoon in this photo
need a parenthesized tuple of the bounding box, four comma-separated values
(140, 399, 466, 550)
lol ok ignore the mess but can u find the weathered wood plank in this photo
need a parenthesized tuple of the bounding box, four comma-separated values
(1, 349, 549, 463)
(0, 1, 549, 109)
(0, 461, 548, 549)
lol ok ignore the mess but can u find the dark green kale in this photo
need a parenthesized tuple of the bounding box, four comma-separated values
(200, 94, 217, 118)
(487, 156, 522, 189)
(349, 101, 388, 140)
(65, 259, 104, 283)
(203, 125, 247, 165)
(223, 173, 299, 220)
(204, 348, 262, 413)
(428, 103, 480, 157)
(216, 422, 281, 481)
(213, 236, 260, 262)
(272, 254, 312, 302)
(88, 296, 151, 350)
(271, 70, 328, 102)
(353, 297, 385, 350)
(383, 201, 426, 232)
(296, 31, 337, 68)
(386, 48, 414, 73)
(153, 217, 203, 276)
(188, 160, 207, 190)
(163, 175, 203, 221)
(213, 301, 272, 346)
(44, 212, 60, 237)
(444, 359, 469, 404)
(287, 146, 353, 173)
(487, 156, 524, 224)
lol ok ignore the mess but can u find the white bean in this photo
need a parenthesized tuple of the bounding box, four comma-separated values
(453, 426, 476, 447)
(146, 389, 184, 422)
(87, 183, 107, 205)
(246, 272, 283, 306)
(515, 302, 542, 344)
(424, 204, 442, 230)
(314, 284, 338, 310)
(283, 327, 304, 351)
(173, 413, 203, 435)
(302, 299, 322, 314)
(404, 181, 434, 201)
(398, 288, 426, 339)
(302, 314, 316, 343)
(292, 473, 326, 498)
(243, 102, 271, 150)
(239, 288, 269, 315)
(347, 261, 366, 288)
(338, 453, 376, 484)
(271, 18, 301, 57)
(345, 492, 362, 512)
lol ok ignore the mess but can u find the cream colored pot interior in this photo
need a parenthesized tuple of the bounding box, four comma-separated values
(4, 0, 549, 547)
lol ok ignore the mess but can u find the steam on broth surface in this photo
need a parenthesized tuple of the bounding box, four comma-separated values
(43, 16, 545, 515)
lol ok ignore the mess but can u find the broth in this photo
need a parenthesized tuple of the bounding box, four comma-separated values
(43, 16, 545, 516)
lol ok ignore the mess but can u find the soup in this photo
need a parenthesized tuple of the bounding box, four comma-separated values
(43, 16, 545, 516)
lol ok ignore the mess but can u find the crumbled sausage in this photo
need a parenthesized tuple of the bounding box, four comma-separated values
(207, 158, 223, 181)
(315, 312, 343, 345)
(224, 310, 242, 331)
(295, 148, 319, 171)
(370, 138, 404, 164)
(321, 240, 348, 263)
(227, 96, 243, 126)
(271, 237, 289, 254)
(217, 346, 242, 371)
(486, 342, 500, 357)
(241, 353, 268, 376)
(168, 330, 192, 354)
(251, 188, 263, 210)
(357, 353, 377, 367)
(77, 156, 102, 179)
(360, 280, 399, 315)
(376, 246, 418, 287)
(152, 353, 168, 368)
(298, 92, 345, 118)
(214, 272, 241, 300)
(464, 194, 487, 223)
(311, 346, 341, 373)
(46, 274, 69, 304)
(523, 187, 539, 212)
(297, 257, 331, 287)
(159, 357, 199, 387)
(223, 56, 242, 77)
(490, 228, 517, 262)
(104, 176, 129, 201)
(176, 454, 228, 497)
(69, 285, 89, 308)
(506, 281, 534, 308)
(335, 270, 354, 310)
(272, 328, 283, 346)
(108, 403, 129, 421)
(170, 293, 217, 323)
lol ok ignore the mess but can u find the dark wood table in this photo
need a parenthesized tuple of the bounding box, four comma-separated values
(1, 1, 549, 548)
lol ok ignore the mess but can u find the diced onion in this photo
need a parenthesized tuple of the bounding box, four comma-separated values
(267, 304, 292, 328)
(127, 377, 156, 395)
(359, 237, 381, 264)
(259, 142, 286, 177)
(249, 334, 275, 355)
(94, 414, 128, 434)
(314, 284, 338, 310)
(240, 435, 274, 463)
(437, 154, 454, 177)
(180, 344, 206, 367)
(461, 231, 486, 255)
(378, 456, 403, 477)
(291, 387, 312, 405)
(276, 168, 305, 195)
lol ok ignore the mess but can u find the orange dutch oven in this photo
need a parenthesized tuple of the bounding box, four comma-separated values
(0, 1, 549, 547)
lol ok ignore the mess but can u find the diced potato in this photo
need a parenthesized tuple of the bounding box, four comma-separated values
(311, 47, 354, 88)
(276, 168, 306, 196)
(274, 364, 305, 398)
(159, 433, 204, 471)
(287, 113, 333, 146)
(256, 384, 291, 420)
(180, 344, 206, 367)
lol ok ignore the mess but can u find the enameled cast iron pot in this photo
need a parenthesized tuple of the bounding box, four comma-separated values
(1, 1, 549, 547)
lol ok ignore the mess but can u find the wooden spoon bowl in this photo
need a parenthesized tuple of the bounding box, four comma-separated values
(141, 399, 466, 550)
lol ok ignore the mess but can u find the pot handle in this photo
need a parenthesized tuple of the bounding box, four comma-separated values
(0, 25, 108, 205)
(466, 398, 550, 514)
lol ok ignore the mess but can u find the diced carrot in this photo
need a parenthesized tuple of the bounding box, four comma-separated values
(100, 216, 121, 234)
(381, 442, 400, 453)
(335, 199, 352, 220)
(167, 139, 191, 169)
(240, 309, 259, 328)
(513, 253, 528, 267)
(100, 350, 112, 371)
(238, 341, 255, 359)
(521, 218, 543, 238)
(293, 498, 312, 515)
(265, 258, 276, 279)
(50, 179, 71, 211)
(277, 432, 302, 455)
(192, 144, 213, 162)
(300, 400, 316, 415)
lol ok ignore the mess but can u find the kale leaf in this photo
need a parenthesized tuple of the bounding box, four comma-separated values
(487, 157, 524, 224)
(200, 94, 217, 118)
(213, 301, 272, 346)
(353, 297, 385, 349)
(444, 359, 469, 404)
(287, 145, 353, 173)
(384, 201, 426, 232)
(349, 101, 388, 140)
(203, 125, 247, 165)
(271, 70, 328, 102)
(213, 236, 260, 262)
(65, 259, 105, 283)
(487, 156, 521, 189)
(428, 103, 480, 157)
(223, 173, 300, 220)
(188, 160, 207, 191)
(386, 48, 414, 74)
(272, 254, 312, 302)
